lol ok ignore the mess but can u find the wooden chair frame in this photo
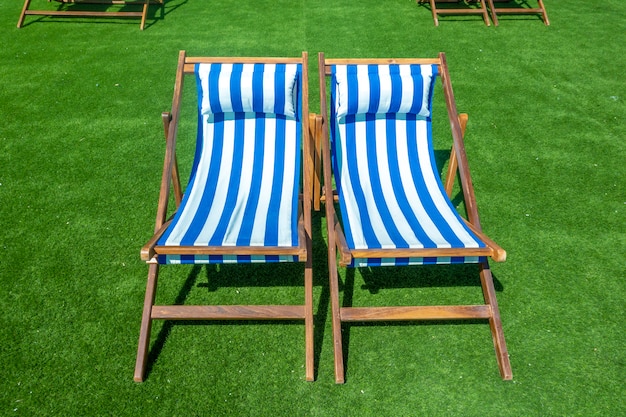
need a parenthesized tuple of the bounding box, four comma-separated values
(486, 0, 550, 26)
(134, 51, 314, 382)
(317, 52, 512, 383)
(17, 0, 163, 30)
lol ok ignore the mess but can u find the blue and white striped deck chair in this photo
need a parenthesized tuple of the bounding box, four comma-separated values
(135, 51, 314, 382)
(317, 52, 511, 383)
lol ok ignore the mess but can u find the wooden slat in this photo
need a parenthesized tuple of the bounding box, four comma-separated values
(492, 8, 544, 13)
(340, 305, 492, 321)
(323, 57, 441, 75)
(434, 9, 489, 15)
(183, 56, 305, 74)
(349, 246, 494, 260)
(151, 305, 306, 320)
(53, 0, 157, 4)
(462, 219, 507, 262)
(18, 0, 162, 29)
(153, 245, 306, 257)
(24, 10, 143, 17)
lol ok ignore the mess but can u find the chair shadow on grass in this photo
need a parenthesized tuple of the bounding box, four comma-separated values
(339, 260, 506, 380)
(415, 0, 489, 24)
(20, 0, 187, 29)
(144, 211, 331, 381)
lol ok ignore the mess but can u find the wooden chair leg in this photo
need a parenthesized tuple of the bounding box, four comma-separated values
(17, 0, 32, 28)
(537, 0, 550, 25)
(328, 248, 345, 383)
(428, 0, 440, 26)
(140, 1, 148, 30)
(134, 263, 159, 382)
(480, 0, 491, 26)
(485, 0, 499, 25)
(479, 262, 513, 380)
(304, 233, 315, 381)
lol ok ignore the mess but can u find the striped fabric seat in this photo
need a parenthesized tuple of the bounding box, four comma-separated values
(330, 64, 486, 267)
(157, 62, 302, 264)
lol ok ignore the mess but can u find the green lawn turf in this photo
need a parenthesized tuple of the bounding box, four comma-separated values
(1, 0, 624, 415)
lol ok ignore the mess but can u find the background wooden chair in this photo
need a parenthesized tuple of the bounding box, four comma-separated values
(487, 0, 550, 25)
(422, 0, 492, 26)
(317, 52, 512, 383)
(134, 51, 314, 382)
(17, 0, 163, 29)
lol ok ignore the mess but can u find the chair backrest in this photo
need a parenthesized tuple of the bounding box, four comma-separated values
(157, 60, 305, 264)
(327, 61, 487, 267)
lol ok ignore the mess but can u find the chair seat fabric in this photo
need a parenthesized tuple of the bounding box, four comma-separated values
(331, 64, 486, 267)
(157, 63, 302, 264)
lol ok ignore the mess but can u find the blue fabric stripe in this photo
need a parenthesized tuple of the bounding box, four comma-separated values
(409, 67, 424, 115)
(264, 115, 287, 246)
(388, 67, 403, 114)
(367, 65, 380, 114)
(366, 114, 407, 248)
(346, 67, 359, 116)
(252, 63, 264, 114)
(208, 64, 223, 114)
(229, 64, 244, 113)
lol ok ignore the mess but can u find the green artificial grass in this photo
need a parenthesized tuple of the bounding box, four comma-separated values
(1, 0, 625, 415)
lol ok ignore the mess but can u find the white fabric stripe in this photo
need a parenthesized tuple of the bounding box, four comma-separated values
(277, 120, 298, 246)
(221, 116, 257, 246)
(399, 65, 416, 114)
(262, 64, 276, 113)
(334, 65, 346, 116)
(217, 64, 234, 112)
(377, 65, 392, 114)
(418, 65, 433, 117)
(374, 117, 421, 247)
(356, 65, 370, 115)
(240, 63, 255, 111)
(250, 118, 277, 245)
(163, 114, 215, 245)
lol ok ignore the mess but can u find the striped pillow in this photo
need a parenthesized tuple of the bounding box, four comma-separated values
(196, 63, 298, 118)
(334, 64, 438, 118)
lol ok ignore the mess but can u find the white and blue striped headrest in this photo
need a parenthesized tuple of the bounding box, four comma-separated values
(333, 64, 438, 118)
(196, 63, 299, 118)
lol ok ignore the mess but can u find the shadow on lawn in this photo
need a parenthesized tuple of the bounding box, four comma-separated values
(339, 263, 506, 380)
(144, 211, 331, 381)
(18, 0, 187, 30)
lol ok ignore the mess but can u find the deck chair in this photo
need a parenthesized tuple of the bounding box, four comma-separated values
(317, 52, 512, 383)
(17, 0, 163, 30)
(134, 51, 314, 382)
(486, 0, 550, 25)
(421, 0, 491, 26)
